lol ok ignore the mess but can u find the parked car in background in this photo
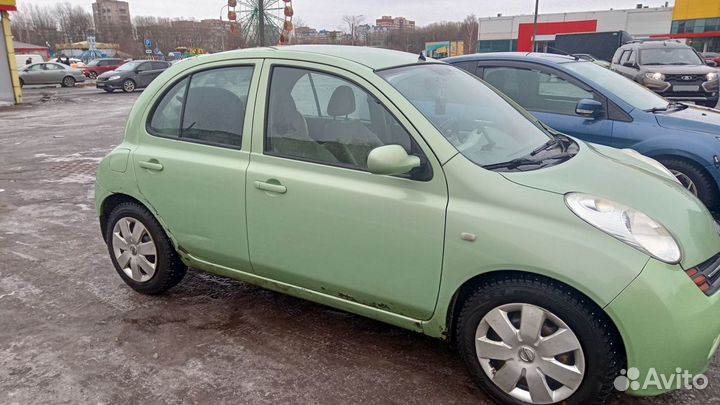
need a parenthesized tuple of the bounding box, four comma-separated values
(96, 46, 720, 405)
(610, 40, 719, 107)
(82, 58, 124, 79)
(447, 52, 720, 210)
(96, 60, 171, 93)
(18, 62, 86, 87)
(703, 52, 720, 66)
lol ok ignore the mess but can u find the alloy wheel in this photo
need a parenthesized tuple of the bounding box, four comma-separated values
(89, 71, 98, 79)
(475, 303, 585, 404)
(670, 170, 698, 196)
(111, 217, 157, 283)
(123, 80, 135, 92)
(63, 77, 75, 87)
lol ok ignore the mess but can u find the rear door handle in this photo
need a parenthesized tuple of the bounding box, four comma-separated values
(138, 160, 164, 171)
(254, 180, 287, 194)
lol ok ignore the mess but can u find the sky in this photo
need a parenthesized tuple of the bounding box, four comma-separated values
(20, 0, 675, 29)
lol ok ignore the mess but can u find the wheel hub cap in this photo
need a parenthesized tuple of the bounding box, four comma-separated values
(111, 217, 157, 283)
(475, 303, 585, 404)
(518, 346, 536, 363)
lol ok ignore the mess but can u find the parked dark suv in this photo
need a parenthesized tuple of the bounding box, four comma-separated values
(611, 40, 718, 107)
(96, 60, 171, 93)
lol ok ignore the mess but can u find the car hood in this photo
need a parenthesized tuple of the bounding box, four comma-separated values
(501, 141, 720, 267)
(655, 105, 720, 134)
(97, 70, 120, 78)
(642, 65, 716, 74)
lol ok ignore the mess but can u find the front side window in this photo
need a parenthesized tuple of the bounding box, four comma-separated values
(266, 66, 419, 171)
(483, 67, 596, 117)
(379, 64, 554, 168)
(148, 66, 253, 148)
(640, 48, 704, 66)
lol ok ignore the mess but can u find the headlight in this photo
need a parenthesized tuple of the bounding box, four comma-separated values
(708, 72, 718, 82)
(644, 72, 666, 81)
(108, 75, 121, 81)
(622, 149, 681, 185)
(566, 193, 682, 264)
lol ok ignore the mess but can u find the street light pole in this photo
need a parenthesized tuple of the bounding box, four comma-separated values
(532, 0, 540, 52)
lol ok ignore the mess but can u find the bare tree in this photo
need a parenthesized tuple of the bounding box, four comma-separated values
(460, 14, 479, 54)
(55, 2, 94, 43)
(342, 15, 365, 46)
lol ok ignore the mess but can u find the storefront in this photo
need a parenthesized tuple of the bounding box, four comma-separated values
(477, 6, 673, 53)
(666, 0, 720, 52)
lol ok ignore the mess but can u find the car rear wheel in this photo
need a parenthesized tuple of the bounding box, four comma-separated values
(61, 76, 76, 88)
(122, 79, 136, 93)
(659, 158, 719, 210)
(105, 202, 187, 295)
(456, 274, 623, 405)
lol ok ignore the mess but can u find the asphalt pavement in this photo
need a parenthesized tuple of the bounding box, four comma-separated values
(1, 86, 719, 404)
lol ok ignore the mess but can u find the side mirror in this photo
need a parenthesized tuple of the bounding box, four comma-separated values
(707, 61, 718, 67)
(576, 99, 604, 118)
(367, 145, 421, 176)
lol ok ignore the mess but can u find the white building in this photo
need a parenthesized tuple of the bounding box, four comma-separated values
(477, 5, 674, 53)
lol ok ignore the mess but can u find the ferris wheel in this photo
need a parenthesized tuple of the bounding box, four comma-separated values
(227, 0, 294, 47)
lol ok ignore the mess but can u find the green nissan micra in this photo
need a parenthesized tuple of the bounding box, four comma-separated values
(96, 46, 720, 405)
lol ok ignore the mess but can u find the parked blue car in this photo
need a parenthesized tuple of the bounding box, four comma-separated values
(446, 52, 720, 211)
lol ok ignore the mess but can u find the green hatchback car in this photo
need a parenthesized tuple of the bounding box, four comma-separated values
(96, 46, 720, 405)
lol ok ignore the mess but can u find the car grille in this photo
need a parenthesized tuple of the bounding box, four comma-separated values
(97, 77, 108, 82)
(686, 253, 720, 296)
(665, 74, 706, 83)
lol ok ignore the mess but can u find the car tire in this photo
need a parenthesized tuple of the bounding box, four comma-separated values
(122, 79, 136, 93)
(89, 71, 98, 79)
(61, 76, 76, 88)
(658, 158, 719, 210)
(19, 78, 23, 88)
(105, 202, 187, 295)
(456, 274, 623, 405)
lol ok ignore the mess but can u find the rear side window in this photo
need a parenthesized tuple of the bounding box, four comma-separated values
(148, 66, 253, 148)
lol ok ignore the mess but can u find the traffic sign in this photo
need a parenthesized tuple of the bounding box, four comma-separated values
(145, 49, 152, 54)
(144, 39, 153, 49)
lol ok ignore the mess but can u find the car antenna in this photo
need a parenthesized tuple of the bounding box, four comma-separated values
(418, 50, 427, 62)
(547, 46, 580, 61)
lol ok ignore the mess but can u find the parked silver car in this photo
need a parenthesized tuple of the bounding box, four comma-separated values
(19, 62, 87, 87)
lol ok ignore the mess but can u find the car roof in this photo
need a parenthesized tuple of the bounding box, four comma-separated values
(621, 40, 690, 49)
(445, 52, 579, 65)
(207, 45, 427, 71)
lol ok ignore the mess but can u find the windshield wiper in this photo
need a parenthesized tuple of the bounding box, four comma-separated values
(530, 137, 560, 156)
(483, 153, 573, 171)
(646, 105, 670, 113)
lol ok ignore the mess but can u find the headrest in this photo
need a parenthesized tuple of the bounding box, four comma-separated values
(327, 85, 356, 117)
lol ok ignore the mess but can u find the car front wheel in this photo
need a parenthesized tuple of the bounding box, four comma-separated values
(659, 158, 719, 210)
(456, 275, 623, 405)
(122, 79, 136, 93)
(105, 202, 187, 295)
(88, 71, 98, 79)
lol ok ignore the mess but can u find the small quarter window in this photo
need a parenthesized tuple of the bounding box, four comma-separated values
(149, 77, 188, 137)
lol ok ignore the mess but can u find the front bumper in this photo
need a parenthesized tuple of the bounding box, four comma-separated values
(96, 79, 122, 90)
(645, 79, 719, 103)
(606, 258, 720, 396)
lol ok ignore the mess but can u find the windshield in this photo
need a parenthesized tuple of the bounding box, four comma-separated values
(116, 61, 141, 72)
(86, 60, 101, 67)
(563, 61, 669, 111)
(378, 64, 554, 167)
(640, 48, 704, 65)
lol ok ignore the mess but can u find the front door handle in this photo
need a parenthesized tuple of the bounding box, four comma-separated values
(138, 160, 164, 171)
(254, 180, 287, 194)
